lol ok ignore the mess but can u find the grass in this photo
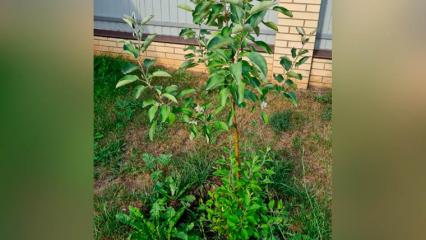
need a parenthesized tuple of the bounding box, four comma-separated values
(93, 55, 332, 239)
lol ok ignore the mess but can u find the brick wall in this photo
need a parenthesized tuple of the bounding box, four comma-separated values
(309, 57, 332, 88)
(94, 0, 332, 89)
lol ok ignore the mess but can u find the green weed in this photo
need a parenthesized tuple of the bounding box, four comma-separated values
(270, 110, 305, 132)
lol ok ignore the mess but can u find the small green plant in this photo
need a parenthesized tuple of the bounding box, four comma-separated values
(115, 13, 196, 140)
(321, 104, 332, 121)
(201, 150, 287, 239)
(269, 110, 305, 132)
(94, 138, 125, 166)
(314, 92, 332, 105)
(270, 110, 293, 132)
(117, 153, 199, 239)
(314, 92, 332, 121)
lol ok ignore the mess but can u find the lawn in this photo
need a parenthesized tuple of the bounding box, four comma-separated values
(94, 55, 332, 240)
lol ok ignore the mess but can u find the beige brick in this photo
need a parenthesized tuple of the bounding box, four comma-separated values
(311, 69, 332, 77)
(308, 82, 327, 89)
(292, 11, 320, 20)
(277, 33, 302, 41)
(155, 46, 174, 53)
(174, 47, 188, 55)
(306, 4, 321, 12)
(167, 43, 185, 49)
(274, 47, 291, 55)
(99, 40, 117, 47)
(312, 62, 325, 69)
(310, 75, 322, 83)
(322, 77, 332, 84)
(166, 53, 185, 60)
(276, 26, 290, 33)
(304, 20, 318, 28)
(94, 45, 109, 52)
(293, 0, 321, 4)
(297, 83, 308, 89)
(324, 63, 332, 70)
(312, 58, 331, 63)
(282, 3, 307, 11)
(274, 40, 288, 48)
(146, 51, 166, 58)
(278, 18, 304, 27)
(151, 42, 166, 47)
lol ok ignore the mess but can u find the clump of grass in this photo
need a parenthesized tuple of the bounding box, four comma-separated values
(314, 92, 332, 105)
(314, 92, 332, 122)
(269, 110, 305, 132)
(321, 104, 332, 121)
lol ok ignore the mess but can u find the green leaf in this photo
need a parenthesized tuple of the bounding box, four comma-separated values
(116, 75, 139, 88)
(179, 28, 196, 39)
(148, 105, 158, 122)
(262, 21, 278, 31)
(179, 60, 197, 70)
(149, 121, 157, 141)
(284, 92, 298, 106)
(274, 74, 284, 83)
(248, 10, 267, 30)
(142, 99, 156, 108)
(231, 24, 244, 34)
(296, 56, 309, 67)
(250, 1, 275, 15)
(122, 15, 134, 28)
(165, 85, 178, 93)
(280, 56, 292, 71)
(168, 112, 176, 124)
(244, 89, 258, 102)
(261, 111, 269, 124)
(227, 109, 235, 127)
(152, 70, 171, 78)
(253, 40, 272, 54)
(246, 52, 268, 80)
(123, 41, 139, 58)
(184, 53, 195, 59)
(219, 88, 230, 107)
(160, 105, 171, 123)
(178, 3, 193, 12)
(207, 36, 233, 50)
(287, 71, 303, 80)
(268, 199, 275, 209)
(143, 58, 155, 70)
(302, 37, 310, 44)
(230, 62, 242, 83)
(214, 121, 229, 131)
(140, 15, 154, 25)
(291, 47, 297, 58)
(177, 88, 196, 98)
(134, 85, 146, 99)
(277, 200, 283, 209)
(237, 81, 245, 104)
(162, 93, 178, 103)
(296, 26, 306, 36)
(273, 6, 293, 17)
(141, 34, 156, 52)
(298, 49, 309, 56)
(206, 73, 225, 90)
(122, 62, 138, 74)
(230, 4, 244, 23)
